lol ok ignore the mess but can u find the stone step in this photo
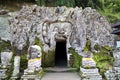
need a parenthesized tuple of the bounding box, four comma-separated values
(81, 73, 102, 80)
(21, 74, 41, 80)
(82, 73, 101, 76)
(41, 72, 81, 80)
(44, 67, 78, 72)
(80, 67, 99, 74)
(82, 77, 102, 80)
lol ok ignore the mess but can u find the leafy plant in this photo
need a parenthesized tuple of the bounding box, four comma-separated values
(69, 48, 82, 69)
(42, 50, 55, 67)
(20, 53, 27, 72)
(83, 38, 91, 52)
(36, 0, 45, 6)
(93, 44, 114, 76)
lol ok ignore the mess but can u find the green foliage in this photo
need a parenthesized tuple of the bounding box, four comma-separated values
(5, 54, 14, 80)
(83, 40, 114, 76)
(20, 53, 27, 72)
(38, 69, 45, 78)
(42, 50, 55, 67)
(75, 0, 120, 23)
(54, 0, 75, 7)
(93, 44, 114, 76)
(0, 39, 11, 63)
(83, 39, 91, 52)
(94, 43, 113, 56)
(95, 0, 120, 23)
(93, 52, 113, 75)
(34, 37, 43, 48)
(36, 0, 45, 6)
(98, 10, 120, 23)
(34, 37, 53, 67)
(69, 48, 82, 69)
(6, 66, 14, 80)
(0, 39, 11, 52)
(1, 0, 120, 22)
(36, 0, 75, 7)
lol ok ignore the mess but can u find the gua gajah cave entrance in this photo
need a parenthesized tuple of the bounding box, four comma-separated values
(55, 41, 67, 67)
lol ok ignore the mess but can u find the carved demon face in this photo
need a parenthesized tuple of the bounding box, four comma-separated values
(50, 22, 72, 42)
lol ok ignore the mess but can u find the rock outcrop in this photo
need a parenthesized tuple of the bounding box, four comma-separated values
(9, 5, 114, 54)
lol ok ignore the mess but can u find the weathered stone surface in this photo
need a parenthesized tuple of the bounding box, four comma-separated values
(0, 16, 10, 41)
(0, 69, 7, 79)
(22, 45, 43, 80)
(24, 45, 42, 74)
(28, 45, 42, 59)
(105, 48, 120, 80)
(80, 67, 102, 80)
(21, 74, 41, 80)
(1, 51, 13, 68)
(0, 69, 7, 76)
(82, 51, 96, 68)
(80, 51, 102, 80)
(80, 67, 99, 74)
(0, 10, 8, 15)
(24, 58, 41, 74)
(82, 58, 96, 68)
(113, 48, 120, 66)
(104, 67, 119, 80)
(9, 5, 114, 54)
(12, 56, 20, 77)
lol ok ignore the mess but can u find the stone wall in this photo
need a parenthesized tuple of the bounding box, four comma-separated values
(9, 5, 114, 54)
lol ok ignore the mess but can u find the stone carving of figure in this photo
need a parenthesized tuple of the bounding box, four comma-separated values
(82, 51, 96, 68)
(1, 51, 13, 68)
(24, 45, 42, 74)
(50, 27, 58, 48)
(42, 23, 50, 52)
(42, 23, 50, 44)
(28, 45, 41, 59)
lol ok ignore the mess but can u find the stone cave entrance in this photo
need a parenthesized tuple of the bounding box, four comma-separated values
(55, 41, 67, 67)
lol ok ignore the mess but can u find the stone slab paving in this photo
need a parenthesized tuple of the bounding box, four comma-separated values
(45, 67, 78, 72)
(41, 72, 81, 80)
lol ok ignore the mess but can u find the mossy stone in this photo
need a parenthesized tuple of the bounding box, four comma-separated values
(83, 38, 91, 52)
(69, 48, 82, 69)
(93, 44, 114, 77)
(42, 50, 55, 67)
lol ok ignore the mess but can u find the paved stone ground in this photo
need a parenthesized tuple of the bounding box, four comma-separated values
(41, 72, 81, 80)
(45, 67, 78, 72)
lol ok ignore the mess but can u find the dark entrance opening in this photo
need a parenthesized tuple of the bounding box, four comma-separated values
(55, 41, 67, 67)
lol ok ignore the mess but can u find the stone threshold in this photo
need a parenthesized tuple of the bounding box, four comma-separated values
(44, 67, 78, 72)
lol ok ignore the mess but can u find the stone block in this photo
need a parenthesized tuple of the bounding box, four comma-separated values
(113, 67, 120, 73)
(0, 69, 7, 76)
(1, 51, 13, 68)
(21, 74, 41, 80)
(80, 67, 99, 75)
(12, 56, 20, 77)
(82, 58, 96, 68)
(0, 69, 7, 79)
(10, 76, 19, 80)
(80, 67, 102, 80)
